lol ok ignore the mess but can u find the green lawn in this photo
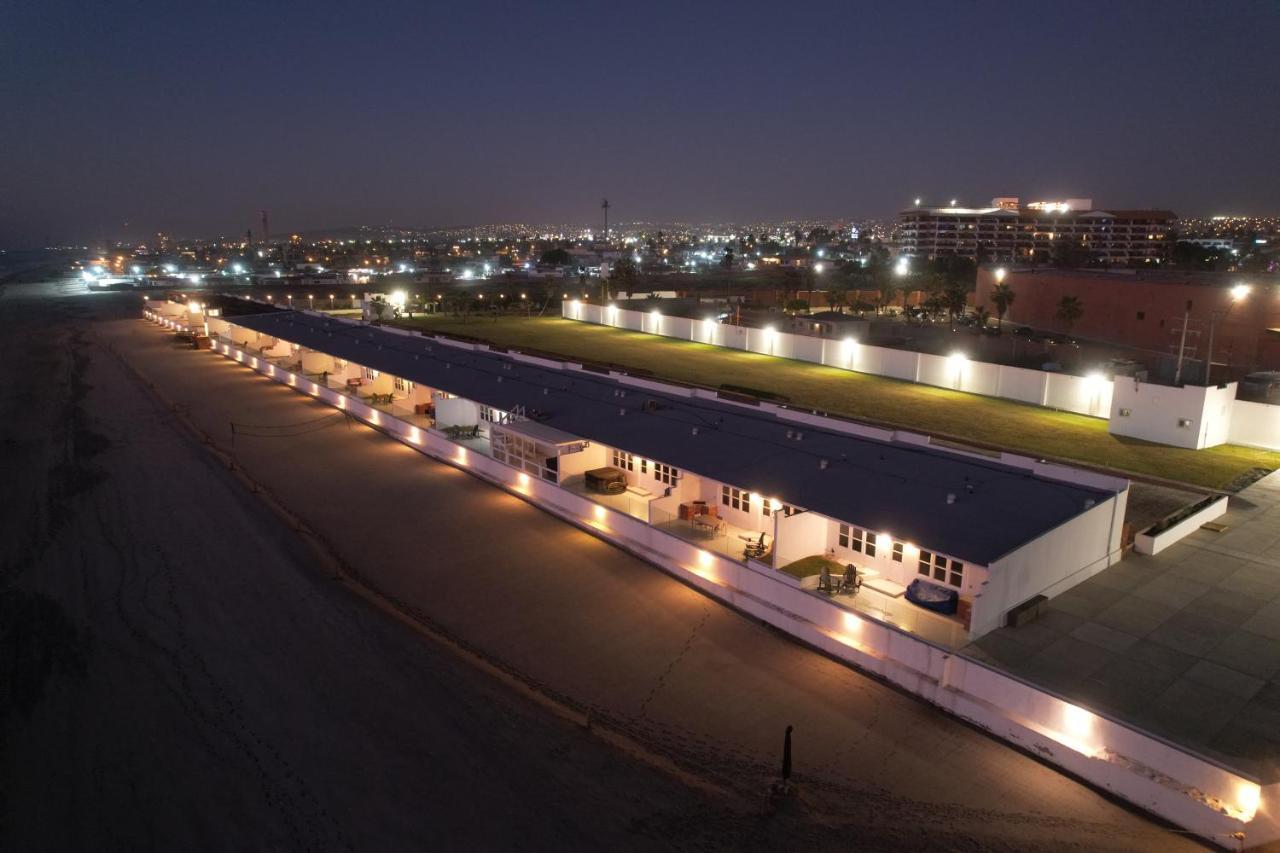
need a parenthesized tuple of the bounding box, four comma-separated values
(779, 555, 844, 580)
(392, 314, 1280, 490)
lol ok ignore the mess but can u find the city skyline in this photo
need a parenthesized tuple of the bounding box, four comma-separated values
(4, 1, 1279, 246)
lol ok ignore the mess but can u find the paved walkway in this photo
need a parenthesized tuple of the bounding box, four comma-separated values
(968, 470, 1280, 781)
(102, 314, 1199, 850)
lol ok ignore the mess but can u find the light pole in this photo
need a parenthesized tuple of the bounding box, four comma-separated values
(1204, 284, 1251, 385)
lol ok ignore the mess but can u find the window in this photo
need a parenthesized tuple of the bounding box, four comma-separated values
(892, 542, 904, 563)
(363, 366, 377, 381)
(918, 550, 932, 577)
(393, 376, 411, 393)
(722, 485, 747, 511)
(839, 525, 874, 556)
(763, 500, 794, 518)
(932, 553, 948, 582)
(655, 463, 678, 486)
(949, 561, 964, 588)
(611, 450, 634, 471)
(640, 458, 648, 475)
(480, 405, 505, 424)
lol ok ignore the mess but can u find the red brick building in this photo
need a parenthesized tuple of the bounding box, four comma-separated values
(974, 267, 1280, 374)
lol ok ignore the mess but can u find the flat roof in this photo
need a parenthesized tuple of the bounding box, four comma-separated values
(228, 310, 1122, 565)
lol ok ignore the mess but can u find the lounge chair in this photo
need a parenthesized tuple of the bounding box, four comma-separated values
(743, 532, 767, 560)
(838, 565, 859, 595)
(817, 566, 835, 595)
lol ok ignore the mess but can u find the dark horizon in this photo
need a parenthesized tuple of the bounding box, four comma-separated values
(4, 0, 1279, 247)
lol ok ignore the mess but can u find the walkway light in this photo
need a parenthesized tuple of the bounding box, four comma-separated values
(994, 267, 1007, 284)
(814, 262, 825, 274)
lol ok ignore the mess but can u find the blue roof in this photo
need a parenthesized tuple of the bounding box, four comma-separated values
(229, 310, 1121, 565)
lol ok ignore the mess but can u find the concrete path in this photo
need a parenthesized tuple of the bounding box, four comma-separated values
(91, 308, 1205, 850)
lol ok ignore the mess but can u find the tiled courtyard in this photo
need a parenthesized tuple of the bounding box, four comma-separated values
(965, 470, 1280, 780)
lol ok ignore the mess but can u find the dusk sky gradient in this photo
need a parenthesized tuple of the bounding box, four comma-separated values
(3, 0, 1279, 246)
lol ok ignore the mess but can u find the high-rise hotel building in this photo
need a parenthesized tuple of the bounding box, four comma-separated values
(897, 197, 1175, 265)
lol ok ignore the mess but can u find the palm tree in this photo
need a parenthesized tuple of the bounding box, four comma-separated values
(1056, 295, 1084, 333)
(975, 305, 991, 330)
(990, 283, 1015, 331)
(827, 288, 848, 314)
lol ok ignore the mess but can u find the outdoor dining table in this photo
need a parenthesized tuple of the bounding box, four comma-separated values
(692, 515, 723, 535)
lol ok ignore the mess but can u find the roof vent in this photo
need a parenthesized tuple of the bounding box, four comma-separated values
(542, 387, 549, 395)
(818, 458, 829, 470)
(618, 407, 626, 416)
(946, 493, 956, 504)
(691, 427, 699, 436)
(1084, 498, 1096, 510)
(795, 432, 804, 441)
(786, 429, 794, 439)
(496, 376, 502, 383)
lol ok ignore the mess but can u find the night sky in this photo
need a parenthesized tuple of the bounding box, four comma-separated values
(4, 0, 1279, 246)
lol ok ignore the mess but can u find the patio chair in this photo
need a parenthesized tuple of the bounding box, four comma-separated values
(817, 566, 835, 595)
(743, 532, 767, 560)
(838, 565, 859, 595)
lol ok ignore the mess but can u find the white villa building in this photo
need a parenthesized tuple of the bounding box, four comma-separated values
(170, 302, 1129, 643)
(144, 298, 1280, 846)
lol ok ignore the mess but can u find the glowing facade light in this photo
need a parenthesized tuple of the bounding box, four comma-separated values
(1230, 283, 1252, 301)
(842, 336, 858, 366)
(994, 267, 1007, 283)
(875, 533, 892, 551)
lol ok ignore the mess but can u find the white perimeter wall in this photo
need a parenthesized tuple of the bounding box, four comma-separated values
(565, 302, 1114, 418)
(1230, 400, 1280, 451)
(563, 301, 1279, 451)
(182, 316, 1274, 848)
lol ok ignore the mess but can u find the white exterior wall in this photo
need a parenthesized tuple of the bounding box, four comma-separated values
(773, 511, 827, 567)
(180, 314, 1273, 847)
(973, 489, 1128, 637)
(1229, 400, 1280, 451)
(1109, 380, 1238, 450)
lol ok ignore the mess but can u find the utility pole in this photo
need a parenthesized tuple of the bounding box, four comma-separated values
(601, 198, 610, 244)
(1204, 313, 1219, 386)
(1173, 300, 1191, 385)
